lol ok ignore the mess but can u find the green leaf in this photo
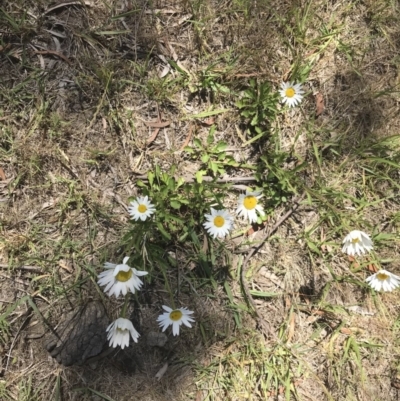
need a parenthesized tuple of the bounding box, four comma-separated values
(167, 177, 175, 191)
(168, 59, 188, 75)
(196, 170, 206, 183)
(227, 159, 239, 166)
(176, 177, 185, 187)
(250, 113, 259, 126)
(185, 109, 231, 119)
(148, 171, 155, 186)
(215, 141, 227, 152)
(249, 290, 281, 297)
(210, 161, 219, 174)
(178, 198, 190, 205)
(207, 125, 217, 143)
(178, 231, 189, 242)
(163, 213, 184, 223)
(193, 138, 202, 148)
(170, 200, 181, 209)
(201, 154, 210, 163)
(224, 281, 234, 304)
(95, 30, 131, 35)
(216, 84, 230, 94)
(111, 9, 141, 19)
(190, 230, 201, 247)
(156, 222, 171, 240)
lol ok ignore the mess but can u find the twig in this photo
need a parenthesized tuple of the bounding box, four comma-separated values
(5, 307, 33, 371)
(240, 193, 306, 339)
(0, 264, 43, 273)
(87, 72, 113, 131)
(33, 50, 72, 65)
(134, 174, 257, 183)
(43, 1, 90, 15)
(179, 122, 194, 151)
(146, 105, 170, 145)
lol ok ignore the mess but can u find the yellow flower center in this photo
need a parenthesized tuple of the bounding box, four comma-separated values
(351, 238, 360, 244)
(376, 273, 389, 281)
(117, 327, 128, 333)
(243, 195, 257, 210)
(115, 269, 133, 282)
(138, 204, 147, 213)
(214, 216, 225, 228)
(285, 87, 295, 98)
(170, 310, 183, 321)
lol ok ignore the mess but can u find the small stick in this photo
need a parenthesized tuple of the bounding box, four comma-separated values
(33, 50, 72, 65)
(0, 264, 43, 273)
(179, 122, 194, 151)
(134, 174, 257, 183)
(240, 193, 306, 339)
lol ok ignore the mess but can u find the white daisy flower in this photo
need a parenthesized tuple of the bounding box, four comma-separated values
(236, 190, 264, 224)
(203, 208, 233, 238)
(157, 305, 195, 336)
(279, 81, 304, 108)
(365, 269, 400, 292)
(97, 256, 148, 298)
(342, 230, 373, 256)
(107, 317, 140, 349)
(128, 195, 156, 221)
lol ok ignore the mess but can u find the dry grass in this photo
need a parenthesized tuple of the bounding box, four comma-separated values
(1, 0, 400, 400)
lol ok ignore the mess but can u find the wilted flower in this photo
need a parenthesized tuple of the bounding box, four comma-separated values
(342, 230, 373, 256)
(365, 269, 400, 292)
(107, 317, 140, 349)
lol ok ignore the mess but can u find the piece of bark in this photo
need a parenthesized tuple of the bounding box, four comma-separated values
(44, 301, 109, 366)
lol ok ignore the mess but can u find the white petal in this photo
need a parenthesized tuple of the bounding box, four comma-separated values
(172, 321, 181, 336)
(133, 269, 148, 277)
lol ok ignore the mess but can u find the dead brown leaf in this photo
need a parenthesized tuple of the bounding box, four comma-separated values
(366, 263, 379, 273)
(287, 311, 296, 342)
(146, 109, 170, 145)
(179, 123, 194, 151)
(340, 327, 353, 335)
(144, 120, 171, 128)
(203, 117, 215, 126)
(315, 92, 324, 116)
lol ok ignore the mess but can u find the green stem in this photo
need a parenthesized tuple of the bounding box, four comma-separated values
(120, 295, 130, 318)
(161, 268, 176, 309)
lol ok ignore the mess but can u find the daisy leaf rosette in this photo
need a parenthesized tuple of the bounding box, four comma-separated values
(279, 81, 304, 108)
(365, 269, 400, 292)
(342, 230, 373, 256)
(203, 207, 233, 238)
(236, 190, 264, 224)
(128, 195, 156, 221)
(97, 256, 148, 297)
(107, 317, 140, 349)
(157, 305, 195, 336)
